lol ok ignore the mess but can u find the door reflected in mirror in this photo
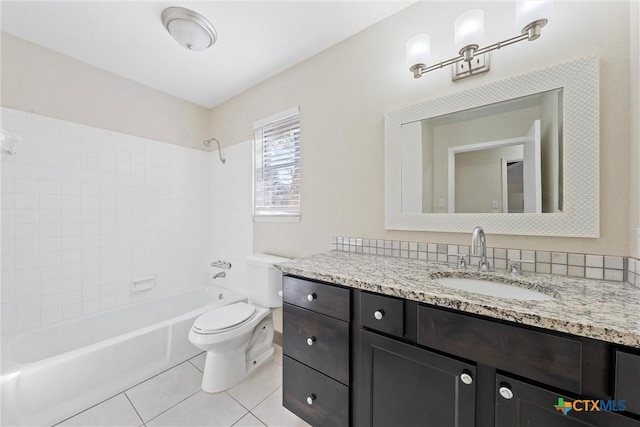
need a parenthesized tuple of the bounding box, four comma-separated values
(401, 89, 563, 214)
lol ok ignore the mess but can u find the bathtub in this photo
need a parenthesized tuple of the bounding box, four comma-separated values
(0, 286, 246, 427)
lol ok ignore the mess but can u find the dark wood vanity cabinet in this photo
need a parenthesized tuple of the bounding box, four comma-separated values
(360, 291, 640, 427)
(495, 374, 640, 427)
(282, 276, 351, 426)
(359, 329, 476, 426)
(614, 350, 640, 416)
(282, 276, 640, 427)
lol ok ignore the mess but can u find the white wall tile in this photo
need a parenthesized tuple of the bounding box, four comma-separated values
(15, 238, 39, 254)
(41, 279, 63, 295)
(2, 108, 211, 334)
(210, 140, 254, 298)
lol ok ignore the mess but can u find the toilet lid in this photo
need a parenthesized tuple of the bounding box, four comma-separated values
(193, 302, 257, 333)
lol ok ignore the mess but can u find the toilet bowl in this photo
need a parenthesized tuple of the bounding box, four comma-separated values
(188, 254, 289, 393)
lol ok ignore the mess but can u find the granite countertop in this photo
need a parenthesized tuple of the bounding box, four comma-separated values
(276, 251, 640, 348)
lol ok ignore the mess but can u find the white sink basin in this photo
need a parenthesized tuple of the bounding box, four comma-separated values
(434, 277, 554, 301)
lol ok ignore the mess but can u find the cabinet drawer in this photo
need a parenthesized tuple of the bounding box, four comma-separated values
(360, 292, 404, 338)
(614, 350, 640, 415)
(283, 276, 350, 321)
(283, 356, 349, 427)
(283, 303, 350, 384)
(418, 305, 583, 394)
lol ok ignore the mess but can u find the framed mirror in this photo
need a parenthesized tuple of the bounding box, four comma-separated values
(385, 57, 599, 237)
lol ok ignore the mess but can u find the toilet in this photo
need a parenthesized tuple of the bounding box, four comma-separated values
(188, 253, 289, 393)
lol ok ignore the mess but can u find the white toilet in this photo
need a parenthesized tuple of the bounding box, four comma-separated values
(188, 254, 289, 393)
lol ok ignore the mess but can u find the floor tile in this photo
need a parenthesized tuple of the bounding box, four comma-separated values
(125, 362, 202, 422)
(226, 361, 282, 410)
(147, 391, 247, 427)
(251, 387, 310, 427)
(271, 345, 282, 366)
(189, 352, 206, 372)
(57, 394, 142, 427)
(233, 413, 266, 427)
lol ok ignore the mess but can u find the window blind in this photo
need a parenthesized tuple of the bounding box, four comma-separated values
(254, 107, 301, 217)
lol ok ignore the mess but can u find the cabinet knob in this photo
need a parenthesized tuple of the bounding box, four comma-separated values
(374, 310, 385, 320)
(307, 336, 316, 346)
(460, 373, 473, 385)
(307, 293, 317, 302)
(499, 386, 514, 400)
(306, 394, 316, 405)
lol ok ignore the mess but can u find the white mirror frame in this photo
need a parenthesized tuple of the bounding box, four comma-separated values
(385, 56, 599, 237)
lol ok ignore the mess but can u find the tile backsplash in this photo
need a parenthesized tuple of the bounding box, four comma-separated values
(332, 236, 638, 287)
(628, 257, 639, 287)
(1, 108, 211, 334)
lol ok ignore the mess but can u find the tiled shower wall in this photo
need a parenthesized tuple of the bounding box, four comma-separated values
(1, 108, 211, 334)
(209, 140, 254, 297)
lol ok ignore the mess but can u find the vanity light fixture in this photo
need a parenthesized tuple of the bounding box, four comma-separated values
(407, 0, 554, 81)
(161, 6, 217, 51)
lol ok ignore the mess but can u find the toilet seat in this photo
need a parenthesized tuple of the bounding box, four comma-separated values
(192, 302, 257, 334)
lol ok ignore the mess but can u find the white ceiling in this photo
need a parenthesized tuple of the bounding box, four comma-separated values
(1, 1, 413, 108)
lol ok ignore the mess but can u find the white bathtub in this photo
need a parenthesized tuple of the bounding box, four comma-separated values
(0, 286, 246, 427)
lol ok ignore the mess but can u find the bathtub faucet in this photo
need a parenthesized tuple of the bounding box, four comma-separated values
(212, 271, 226, 279)
(211, 260, 232, 269)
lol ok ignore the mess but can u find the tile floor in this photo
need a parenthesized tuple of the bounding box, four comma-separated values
(55, 346, 310, 427)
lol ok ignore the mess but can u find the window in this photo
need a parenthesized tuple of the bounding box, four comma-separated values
(253, 107, 301, 220)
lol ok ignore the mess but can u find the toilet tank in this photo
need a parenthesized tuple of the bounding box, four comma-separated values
(246, 254, 290, 307)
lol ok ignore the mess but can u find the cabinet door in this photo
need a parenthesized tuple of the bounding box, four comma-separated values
(359, 329, 476, 427)
(496, 374, 640, 427)
(615, 350, 640, 416)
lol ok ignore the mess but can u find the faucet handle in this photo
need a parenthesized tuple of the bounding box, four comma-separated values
(211, 260, 232, 269)
(508, 258, 534, 275)
(478, 259, 491, 271)
(447, 253, 467, 269)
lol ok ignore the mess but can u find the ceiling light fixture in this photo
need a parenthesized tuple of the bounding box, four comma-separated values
(407, 0, 554, 81)
(161, 6, 217, 52)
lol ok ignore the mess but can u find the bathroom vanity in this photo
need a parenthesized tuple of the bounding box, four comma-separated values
(278, 251, 640, 427)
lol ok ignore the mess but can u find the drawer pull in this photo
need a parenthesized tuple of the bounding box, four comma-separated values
(307, 336, 317, 346)
(460, 372, 473, 385)
(307, 293, 317, 302)
(374, 310, 385, 320)
(499, 386, 514, 400)
(307, 394, 316, 405)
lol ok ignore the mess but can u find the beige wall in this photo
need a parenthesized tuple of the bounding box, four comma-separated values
(631, 0, 640, 258)
(1, 33, 210, 150)
(455, 145, 523, 213)
(431, 107, 539, 213)
(211, 1, 636, 258)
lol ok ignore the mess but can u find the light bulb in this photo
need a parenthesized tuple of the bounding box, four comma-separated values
(406, 34, 431, 71)
(516, 0, 554, 37)
(454, 9, 485, 54)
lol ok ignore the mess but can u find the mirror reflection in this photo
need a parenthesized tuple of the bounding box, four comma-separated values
(401, 89, 563, 213)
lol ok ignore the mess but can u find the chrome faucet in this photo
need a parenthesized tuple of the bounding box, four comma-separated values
(212, 271, 226, 279)
(471, 226, 490, 271)
(211, 260, 232, 269)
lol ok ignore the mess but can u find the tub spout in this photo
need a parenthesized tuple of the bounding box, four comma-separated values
(212, 271, 226, 279)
